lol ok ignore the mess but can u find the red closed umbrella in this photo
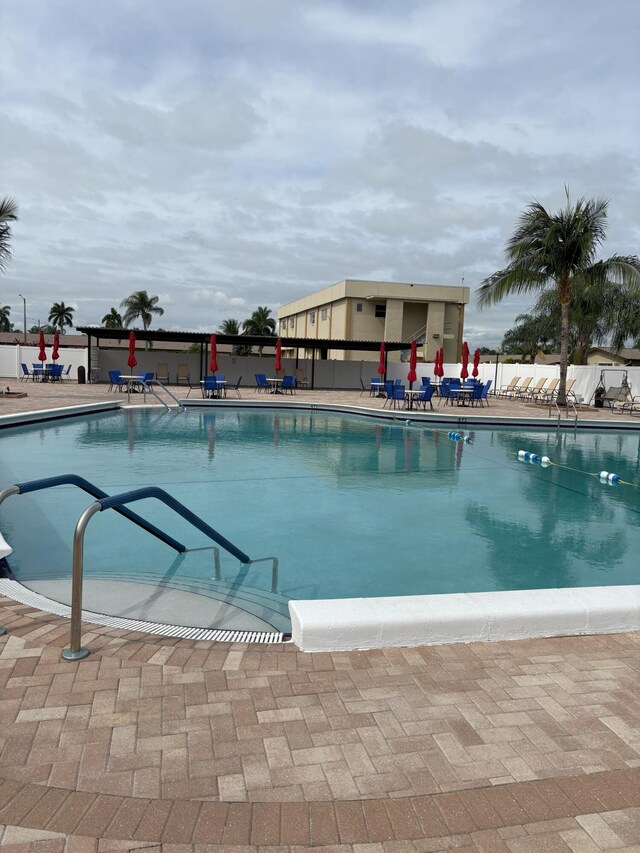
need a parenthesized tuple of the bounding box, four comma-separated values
(51, 330, 60, 361)
(472, 347, 480, 378)
(38, 330, 47, 363)
(407, 340, 417, 388)
(377, 342, 386, 376)
(275, 337, 282, 375)
(434, 346, 444, 378)
(127, 331, 137, 369)
(209, 333, 218, 373)
(460, 341, 469, 380)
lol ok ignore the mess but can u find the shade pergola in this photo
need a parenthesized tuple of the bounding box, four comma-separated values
(76, 327, 413, 389)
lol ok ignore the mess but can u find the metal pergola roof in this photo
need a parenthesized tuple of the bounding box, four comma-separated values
(75, 326, 411, 352)
(76, 326, 412, 389)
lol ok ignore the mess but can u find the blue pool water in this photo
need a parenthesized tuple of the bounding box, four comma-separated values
(1, 408, 639, 630)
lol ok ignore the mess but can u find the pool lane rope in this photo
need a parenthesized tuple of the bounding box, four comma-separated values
(399, 418, 639, 490)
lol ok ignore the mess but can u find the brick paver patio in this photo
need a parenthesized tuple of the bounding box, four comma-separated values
(1, 380, 640, 850)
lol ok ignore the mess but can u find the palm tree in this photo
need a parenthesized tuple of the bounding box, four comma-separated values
(0, 305, 11, 332)
(120, 290, 164, 348)
(0, 197, 19, 273)
(48, 301, 75, 333)
(101, 307, 123, 329)
(220, 318, 240, 335)
(477, 191, 640, 404)
(219, 317, 251, 355)
(242, 306, 276, 356)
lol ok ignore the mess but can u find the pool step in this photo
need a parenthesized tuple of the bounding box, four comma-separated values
(21, 566, 292, 631)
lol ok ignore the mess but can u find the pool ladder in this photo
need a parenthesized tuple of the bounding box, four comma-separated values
(548, 396, 578, 429)
(0, 474, 278, 660)
(128, 379, 185, 411)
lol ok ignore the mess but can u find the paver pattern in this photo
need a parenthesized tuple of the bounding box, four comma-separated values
(1, 381, 640, 849)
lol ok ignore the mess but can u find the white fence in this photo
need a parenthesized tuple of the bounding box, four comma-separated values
(2, 345, 88, 382)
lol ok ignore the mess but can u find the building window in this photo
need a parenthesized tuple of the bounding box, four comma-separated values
(309, 311, 316, 325)
(321, 308, 328, 321)
(356, 303, 363, 312)
(374, 304, 386, 318)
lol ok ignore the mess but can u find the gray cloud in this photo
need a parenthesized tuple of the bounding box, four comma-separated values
(2, 1, 639, 345)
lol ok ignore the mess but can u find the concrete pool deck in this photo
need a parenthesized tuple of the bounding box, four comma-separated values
(2, 380, 640, 850)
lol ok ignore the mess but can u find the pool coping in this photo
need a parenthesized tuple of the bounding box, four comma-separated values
(3, 399, 640, 651)
(0, 400, 120, 429)
(289, 586, 640, 651)
(182, 397, 640, 430)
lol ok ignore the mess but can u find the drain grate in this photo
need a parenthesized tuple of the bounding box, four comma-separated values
(0, 579, 287, 644)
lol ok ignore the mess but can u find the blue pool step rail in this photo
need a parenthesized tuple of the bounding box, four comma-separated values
(0, 475, 280, 659)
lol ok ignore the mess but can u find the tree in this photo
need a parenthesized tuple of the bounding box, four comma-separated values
(48, 301, 75, 333)
(242, 306, 276, 356)
(219, 317, 252, 355)
(502, 310, 558, 362)
(120, 290, 164, 349)
(101, 307, 123, 329)
(0, 197, 18, 273)
(0, 305, 11, 332)
(477, 191, 640, 404)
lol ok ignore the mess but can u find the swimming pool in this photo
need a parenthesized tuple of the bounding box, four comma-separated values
(1, 407, 639, 634)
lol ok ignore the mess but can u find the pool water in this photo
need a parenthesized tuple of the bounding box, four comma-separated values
(1, 408, 639, 631)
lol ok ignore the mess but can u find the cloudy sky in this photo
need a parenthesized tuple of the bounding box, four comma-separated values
(2, 0, 639, 346)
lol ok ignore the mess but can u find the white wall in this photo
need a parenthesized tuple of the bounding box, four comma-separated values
(2, 345, 88, 381)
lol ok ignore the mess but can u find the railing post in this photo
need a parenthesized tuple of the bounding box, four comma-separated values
(62, 501, 101, 661)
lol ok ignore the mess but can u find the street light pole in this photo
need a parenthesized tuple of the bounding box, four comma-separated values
(18, 294, 26, 344)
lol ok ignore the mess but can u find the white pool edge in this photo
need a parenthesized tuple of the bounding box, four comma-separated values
(289, 585, 640, 651)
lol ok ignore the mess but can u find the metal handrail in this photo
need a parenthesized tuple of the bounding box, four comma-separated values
(0, 476, 263, 659)
(0, 474, 185, 552)
(64, 485, 252, 659)
(547, 396, 578, 429)
(145, 379, 185, 412)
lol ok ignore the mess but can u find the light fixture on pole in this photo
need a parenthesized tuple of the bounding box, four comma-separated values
(18, 294, 27, 344)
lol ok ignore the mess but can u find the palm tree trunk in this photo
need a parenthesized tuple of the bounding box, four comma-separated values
(557, 300, 569, 406)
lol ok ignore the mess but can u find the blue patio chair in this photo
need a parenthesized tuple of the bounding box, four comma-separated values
(254, 373, 269, 393)
(20, 363, 32, 382)
(469, 383, 484, 407)
(476, 379, 492, 407)
(32, 363, 45, 382)
(141, 371, 154, 383)
(108, 370, 126, 392)
(416, 385, 435, 411)
(420, 376, 431, 386)
(215, 374, 226, 397)
(230, 376, 242, 398)
(391, 385, 406, 409)
(48, 364, 63, 381)
(383, 379, 394, 407)
(281, 375, 296, 394)
(61, 364, 72, 381)
(202, 376, 218, 398)
(370, 377, 383, 396)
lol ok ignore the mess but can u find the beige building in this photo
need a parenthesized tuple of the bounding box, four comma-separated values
(277, 279, 470, 362)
